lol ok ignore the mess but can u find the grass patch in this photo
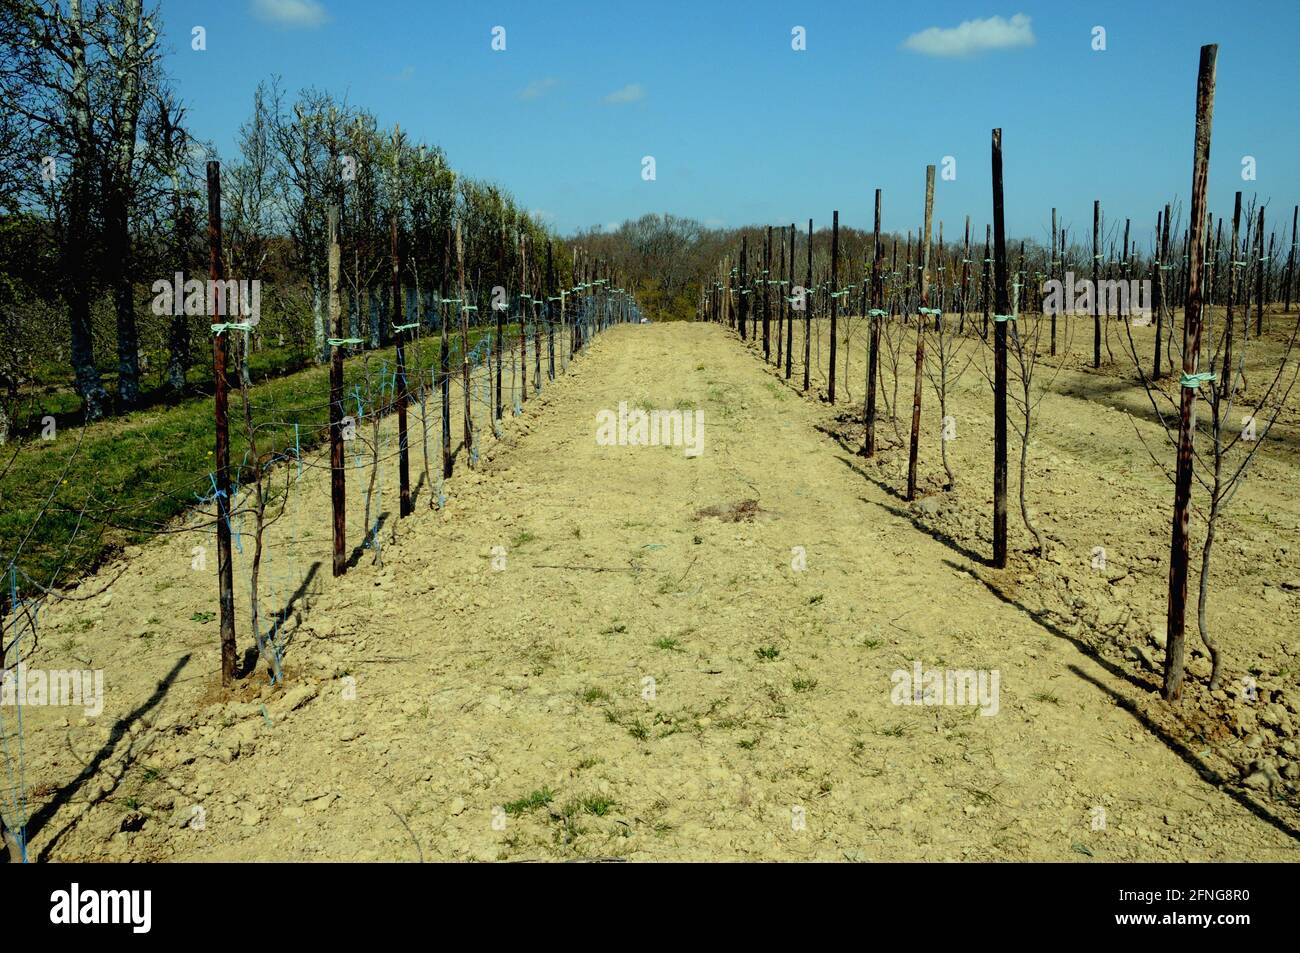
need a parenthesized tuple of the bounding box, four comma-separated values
(3, 327, 511, 589)
(502, 787, 555, 816)
(755, 645, 781, 661)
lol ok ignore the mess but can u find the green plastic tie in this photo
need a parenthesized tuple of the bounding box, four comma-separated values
(391, 322, 420, 333)
(1179, 371, 1217, 389)
(868, 309, 887, 317)
(993, 314, 1016, 323)
(211, 322, 253, 335)
(328, 337, 365, 346)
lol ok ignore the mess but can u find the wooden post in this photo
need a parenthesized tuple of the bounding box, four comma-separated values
(959, 215, 971, 336)
(738, 237, 748, 341)
(328, 205, 347, 570)
(207, 161, 237, 684)
(1222, 192, 1241, 399)
(392, 213, 411, 518)
(1049, 208, 1057, 355)
(1155, 204, 1172, 377)
(440, 226, 452, 479)
(1092, 200, 1101, 368)
(829, 211, 840, 403)
(456, 222, 472, 464)
(1164, 43, 1217, 703)
(906, 169, 933, 501)
(982, 225, 991, 338)
(495, 231, 505, 422)
(776, 229, 784, 369)
(547, 240, 556, 380)
(803, 219, 812, 392)
(519, 234, 528, 401)
(991, 132, 1010, 568)
(785, 224, 795, 380)
(865, 189, 882, 457)
(763, 225, 772, 362)
(1285, 205, 1297, 312)
(1254, 206, 1265, 337)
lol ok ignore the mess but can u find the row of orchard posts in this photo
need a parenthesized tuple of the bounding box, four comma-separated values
(704, 191, 1295, 373)
(701, 44, 1249, 704)
(204, 160, 639, 687)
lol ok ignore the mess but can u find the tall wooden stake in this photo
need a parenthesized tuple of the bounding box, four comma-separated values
(392, 213, 411, 517)
(1164, 43, 1217, 703)
(991, 133, 1010, 568)
(456, 222, 472, 465)
(738, 237, 748, 341)
(803, 219, 812, 392)
(1285, 205, 1297, 312)
(207, 161, 237, 684)
(829, 211, 840, 403)
(906, 169, 933, 500)
(865, 189, 882, 457)
(1092, 200, 1102, 368)
(763, 225, 772, 362)
(785, 224, 795, 379)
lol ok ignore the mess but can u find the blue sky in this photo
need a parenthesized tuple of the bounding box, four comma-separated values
(165, 1, 1299, 246)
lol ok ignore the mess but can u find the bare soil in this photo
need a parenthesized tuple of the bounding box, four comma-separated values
(10, 316, 1299, 861)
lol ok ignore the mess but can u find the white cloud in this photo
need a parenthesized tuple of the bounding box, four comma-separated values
(603, 83, 645, 105)
(519, 78, 559, 101)
(902, 13, 1034, 57)
(251, 0, 329, 28)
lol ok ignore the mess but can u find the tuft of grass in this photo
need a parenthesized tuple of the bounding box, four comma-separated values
(791, 676, 819, 694)
(580, 686, 610, 705)
(502, 787, 555, 816)
(654, 636, 681, 652)
(577, 795, 616, 817)
(1032, 690, 1061, 705)
(190, 611, 215, 624)
(510, 530, 537, 548)
(755, 645, 781, 661)
(626, 719, 650, 742)
(877, 723, 908, 738)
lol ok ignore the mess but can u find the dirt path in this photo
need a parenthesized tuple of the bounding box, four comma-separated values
(18, 322, 1299, 860)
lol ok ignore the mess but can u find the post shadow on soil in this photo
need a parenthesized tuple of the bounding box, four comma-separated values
(25, 653, 190, 861)
(821, 435, 991, 567)
(346, 511, 390, 570)
(816, 430, 907, 501)
(235, 559, 323, 676)
(1068, 663, 1300, 844)
(941, 556, 1156, 696)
